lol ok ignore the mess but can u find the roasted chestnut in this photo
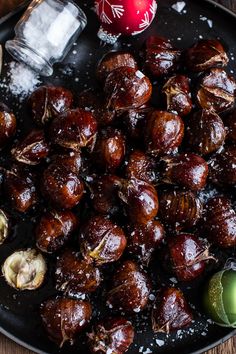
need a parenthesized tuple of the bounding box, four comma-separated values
(104, 67, 152, 112)
(127, 220, 165, 264)
(55, 249, 102, 294)
(4, 166, 37, 212)
(197, 68, 236, 113)
(36, 210, 78, 253)
(202, 197, 236, 248)
(42, 163, 84, 209)
(162, 75, 192, 116)
(119, 178, 159, 224)
(88, 317, 134, 354)
(166, 233, 212, 281)
(107, 260, 151, 313)
(145, 111, 184, 156)
(209, 146, 236, 186)
(152, 287, 193, 333)
(90, 175, 122, 215)
(29, 86, 73, 125)
(11, 130, 49, 165)
(159, 190, 203, 231)
(185, 109, 226, 155)
(185, 39, 229, 72)
(0, 209, 9, 245)
(41, 298, 92, 347)
(93, 128, 126, 172)
(80, 215, 127, 265)
(161, 153, 208, 191)
(0, 103, 17, 149)
(77, 89, 115, 127)
(2, 249, 46, 290)
(224, 109, 236, 143)
(50, 108, 98, 151)
(144, 36, 181, 77)
(126, 150, 156, 184)
(96, 51, 138, 81)
(51, 152, 82, 175)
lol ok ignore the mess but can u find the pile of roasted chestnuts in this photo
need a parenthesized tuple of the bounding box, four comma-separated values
(0, 36, 236, 353)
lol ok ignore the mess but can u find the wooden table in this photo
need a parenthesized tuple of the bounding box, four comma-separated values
(0, 0, 236, 353)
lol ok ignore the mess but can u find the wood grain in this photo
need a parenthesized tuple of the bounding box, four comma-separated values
(0, 0, 235, 353)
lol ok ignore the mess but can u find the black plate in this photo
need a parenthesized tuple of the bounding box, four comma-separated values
(0, 0, 236, 353)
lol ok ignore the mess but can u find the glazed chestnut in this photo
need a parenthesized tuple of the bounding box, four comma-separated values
(93, 128, 126, 172)
(51, 152, 82, 175)
(2, 249, 46, 290)
(50, 108, 98, 151)
(145, 111, 184, 156)
(159, 190, 203, 231)
(119, 178, 159, 224)
(144, 36, 181, 77)
(152, 287, 193, 333)
(104, 67, 152, 112)
(185, 110, 226, 155)
(88, 317, 134, 354)
(197, 68, 236, 113)
(0, 209, 9, 245)
(185, 39, 229, 72)
(29, 86, 73, 125)
(42, 163, 84, 209)
(4, 166, 37, 212)
(96, 51, 138, 81)
(80, 216, 127, 265)
(126, 150, 156, 184)
(162, 75, 192, 116)
(55, 249, 101, 294)
(90, 175, 122, 215)
(224, 109, 236, 143)
(77, 89, 115, 127)
(166, 234, 212, 281)
(107, 260, 151, 313)
(11, 130, 49, 165)
(209, 147, 236, 186)
(127, 220, 165, 264)
(0, 103, 16, 148)
(41, 298, 92, 347)
(36, 210, 78, 253)
(161, 153, 209, 191)
(202, 197, 236, 248)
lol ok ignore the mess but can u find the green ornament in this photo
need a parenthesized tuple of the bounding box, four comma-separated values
(203, 262, 236, 327)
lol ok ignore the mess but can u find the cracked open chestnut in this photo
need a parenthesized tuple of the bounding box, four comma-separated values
(185, 39, 229, 72)
(159, 190, 203, 231)
(41, 298, 92, 347)
(79, 215, 127, 265)
(96, 51, 138, 82)
(145, 110, 184, 156)
(88, 317, 134, 354)
(0, 103, 17, 149)
(126, 150, 156, 184)
(162, 75, 192, 116)
(11, 130, 49, 165)
(144, 36, 181, 77)
(0, 209, 9, 245)
(29, 86, 73, 126)
(152, 287, 193, 333)
(104, 67, 152, 112)
(107, 260, 151, 313)
(55, 249, 102, 295)
(197, 68, 236, 113)
(185, 109, 226, 155)
(36, 210, 78, 253)
(209, 146, 236, 186)
(50, 108, 98, 151)
(161, 153, 209, 191)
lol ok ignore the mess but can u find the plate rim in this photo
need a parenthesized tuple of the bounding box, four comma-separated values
(0, 0, 236, 353)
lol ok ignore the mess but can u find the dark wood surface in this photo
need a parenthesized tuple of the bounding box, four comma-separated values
(0, 0, 235, 353)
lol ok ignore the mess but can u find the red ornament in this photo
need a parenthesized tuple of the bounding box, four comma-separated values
(95, 0, 157, 44)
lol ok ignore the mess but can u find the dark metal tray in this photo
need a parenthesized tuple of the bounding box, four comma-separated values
(0, 0, 235, 353)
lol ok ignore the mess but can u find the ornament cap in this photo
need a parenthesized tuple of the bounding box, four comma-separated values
(97, 26, 121, 44)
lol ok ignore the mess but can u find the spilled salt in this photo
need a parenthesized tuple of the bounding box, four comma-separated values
(172, 2, 186, 13)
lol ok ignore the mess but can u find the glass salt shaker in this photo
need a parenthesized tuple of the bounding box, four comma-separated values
(6, 0, 87, 76)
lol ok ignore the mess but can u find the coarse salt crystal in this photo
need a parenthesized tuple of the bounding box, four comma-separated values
(172, 2, 186, 13)
(156, 339, 165, 347)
